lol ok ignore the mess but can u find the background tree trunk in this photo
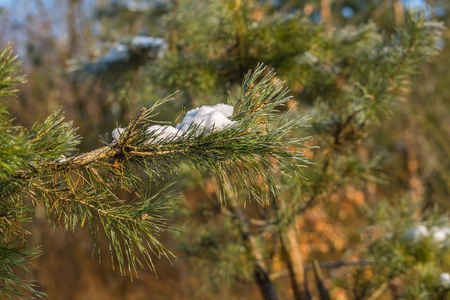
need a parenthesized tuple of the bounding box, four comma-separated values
(229, 200, 278, 300)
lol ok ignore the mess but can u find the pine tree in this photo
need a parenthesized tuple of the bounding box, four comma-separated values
(0, 42, 308, 297)
(2, 0, 450, 299)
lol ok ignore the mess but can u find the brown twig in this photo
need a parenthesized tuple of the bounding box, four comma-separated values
(13, 108, 151, 179)
(312, 259, 331, 300)
(270, 260, 372, 280)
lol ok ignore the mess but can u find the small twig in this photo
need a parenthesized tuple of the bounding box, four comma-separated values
(304, 267, 312, 300)
(29, 127, 52, 145)
(367, 282, 388, 300)
(129, 148, 190, 157)
(372, 0, 391, 19)
(221, 206, 269, 226)
(312, 259, 331, 300)
(270, 260, 372, 280)
(12, 109, 151, 180)
(123, 107, 147, 143)
(306, 259, 372, 270)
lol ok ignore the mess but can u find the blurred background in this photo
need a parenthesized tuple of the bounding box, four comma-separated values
(0, 0, 449, 299)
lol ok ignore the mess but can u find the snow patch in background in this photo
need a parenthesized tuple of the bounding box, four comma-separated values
(431, 226, 450, 243)
(404, 225, 429, 242)
(130, 36, 167, 59)
(126, 1, 152, 12)
(441, 272, 450, 286)
(403, 224, 450, 246)
(101, 44, 129, 64)
(90, 36, 167, 71)
(131, 36, 165, 49)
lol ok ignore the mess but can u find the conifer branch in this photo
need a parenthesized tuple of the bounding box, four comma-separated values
(3, 64, 309, 285)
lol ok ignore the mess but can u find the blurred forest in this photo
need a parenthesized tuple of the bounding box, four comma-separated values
(1, 0, 449, 299)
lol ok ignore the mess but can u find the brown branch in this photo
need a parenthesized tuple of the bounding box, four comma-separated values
(312, 259, 331, 300)
(372, 0, 391, 19)
(66, 146, 119, 167)
(221, 206, 269, 226)
(12, 108, 152, 179)
(367, 282, 388, 300)
(124, 107, 147, 143)
(393, 0, 405, 25)
(29, 126, 52, 145)
(129, 148, 190, 157)
(278, 195, 307, 300)
(320, 0, 333, 31)
(270, 260, 372, 280)
(228, 199, 279, 300)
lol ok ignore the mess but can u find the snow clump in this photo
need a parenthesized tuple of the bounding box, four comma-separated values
(100, 44, 129, 64)
(176, 104, 235, 133)
(95, 36, 167, 68)
(440, 272, 450, 287)
(210, 103, 234, 117)
(123, 1, 166, 12)
(145, 125, 180, 143)
(111, 104, 235, 145)
(131, 36, 166, 49)
(431, 226, 450, 243)
(112, 127, 125, 142)
(403, 224, 450, 246)
(404, 225, 429, 242)
(130, 36, 168, 59)
(126, 1, 152, 12)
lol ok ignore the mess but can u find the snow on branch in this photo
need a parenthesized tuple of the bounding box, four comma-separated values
(113, 103, 236, 144)
(101, 0, 168, 13)
(70, 36, 168, 74)
(10, 65, 311, 278)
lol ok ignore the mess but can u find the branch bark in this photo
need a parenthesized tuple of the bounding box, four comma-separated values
(320, 0, 333, 31)
(278, 196, 307, 300)
(312, 259, 331, 300)
(229, 200, 278, 300)
(393, 0, 405, 25)
(270, 260, 372, 280)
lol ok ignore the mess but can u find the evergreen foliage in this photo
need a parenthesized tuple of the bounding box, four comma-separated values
(1, 0, 449, 299)
(144, 7, 446, 298)
(0, 42, 307, 297)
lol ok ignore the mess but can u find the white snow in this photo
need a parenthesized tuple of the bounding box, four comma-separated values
(431, 226, 450, 243)
(101, 44, 129, 64)
(205, 111, 235, 131)
(404, 225, 429, 242)
(126, 1, 152, 11)
(112, 127, 125, 142)
(403, 224, 450, 246)
(440, 272, 450, 286)
(176, 104, 235, 133)
(94, 36, 167, 70)
(130, 36, 168, 59)
(54, 155, 68, 163)
(131, 36, 166, 49)
(111, 104, 235, 145)
(212, 103, 234, 117)
(145, 125, 180, 144)
(176, 106, 216, 132)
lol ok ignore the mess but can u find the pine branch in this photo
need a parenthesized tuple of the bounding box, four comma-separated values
(0, 244, 44, 299)
(3, 64, 309, 281)
(0, 44, 26, 98)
